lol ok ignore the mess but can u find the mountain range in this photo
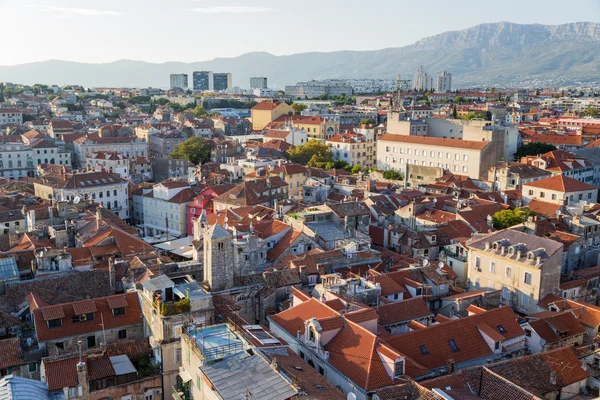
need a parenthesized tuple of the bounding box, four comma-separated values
(2, 21, 600, 89)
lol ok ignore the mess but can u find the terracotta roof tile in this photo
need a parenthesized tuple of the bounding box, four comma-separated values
(524, 174, 597, 192)
(72, 300, 97, 315)
(0, 337, 23, 369)
(377, 298, 433, 326)
(31, 292, 141, 342)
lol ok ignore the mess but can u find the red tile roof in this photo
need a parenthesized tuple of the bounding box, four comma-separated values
(30, 292, 141, 342)
(43, 356, 80, 391)
(376, 298, 433, 326)
(378, 134, 490, 150)
(0, 337, 23, 369)
(523, 174, 597, 192)
(386, 307, 524, 370)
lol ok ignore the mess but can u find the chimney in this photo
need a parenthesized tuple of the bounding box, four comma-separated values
(446, 359, 455, 374)
(95, 208, 102, 230)
(76, 342, 89, 398)
(108, 257, 115, 290)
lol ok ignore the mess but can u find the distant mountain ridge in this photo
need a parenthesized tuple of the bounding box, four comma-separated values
(2, 21, 600, 88)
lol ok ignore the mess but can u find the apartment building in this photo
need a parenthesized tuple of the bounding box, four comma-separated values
(376, 134, 495, 180)
(0, 137, 34, 179)
(141, 181, 196, 237)
(139, 274, 213, 397)
(268, 114, 340, 141)
(326, 129, 376, 169)
(522, 175, 598, 207)
(73, 137, 148, 168)
(85, 151, 129, 179)
(467, 229, 563, 315)
(521, 150, 595, 184)
(170, 73, 188, 90)
(34, 170, 130, 220)
(0, 108, 23, 124)
(250, 101, 293, 131)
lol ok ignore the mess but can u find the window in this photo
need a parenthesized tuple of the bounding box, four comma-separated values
(505, 266, 512, 278)
(394, 360, 404, 377)
(48, 318, 62, 328)
(489, 261, 496, 273)
(475, 277, 480, 288)
(522, 292, 530, 308)
(502, 286, 510, 300)
(87, 335, 96, 348)
(319, 366, 324, 375)
(448, 339, 460, 352)
(309, 327, 317, 342)
(55, 342, 65, 350)
(552, 194, 557, 200)
(524, 272, 532, 285)
(420, 345, 429, 354)
(497, 325, 507, 334)
(112, 307, 125, 316)
(540, 191, 545, 198)
(118, 329, 127, 339)
(475, 256, 481, 271)
(175, 348, 182, 364)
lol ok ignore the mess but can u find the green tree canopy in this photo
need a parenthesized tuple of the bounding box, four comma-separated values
(462, 112, 486, 120)
(360, 118, 376, 126)
(382, 170, 404, 180)
(513, 143, 557, 160)
(169, 137, 212, 165)
(193, 106, 208, 118)
(583, 107, 599, 118)
(291, 103, 307, 115)
(287, 139, 333, 167)
(492, 208, 535, 230)
(351, 165, 362, 174)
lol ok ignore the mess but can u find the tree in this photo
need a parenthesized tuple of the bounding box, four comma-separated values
(492, 208, 535, 230)
(193, 106, 208, 118)
(382, 170, 404, 180)
(360, 118, 375, 126)
(351, 165, 362, 174)
(584, 107, 599, 118)
(291, 103, 307, 115)
(462, 112, 486, 120)
(169, 137, 212, 165)
(452, 105, 458, 119)
(287, 139, 333, 166)
(513, 143, 557, 160)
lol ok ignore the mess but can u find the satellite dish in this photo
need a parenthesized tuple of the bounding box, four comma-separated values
(423, 259, 429, 266)
(73, 196, 81, 204)
(438, 261, 444, 268)
(539, 339, 546, 347)
(347, 394, 357, 400)
(555, 210, 561, 216)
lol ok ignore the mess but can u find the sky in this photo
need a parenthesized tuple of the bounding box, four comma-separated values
(1, 0, 599, 65)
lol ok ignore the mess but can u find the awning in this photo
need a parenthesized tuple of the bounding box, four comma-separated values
(179, 368, 192, 383)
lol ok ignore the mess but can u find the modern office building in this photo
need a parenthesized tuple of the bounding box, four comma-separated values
(169, 73, 188, 90)
(192, 71, 212, 91)
(250, 77, 268, 89)
(213, 72, 232, 91)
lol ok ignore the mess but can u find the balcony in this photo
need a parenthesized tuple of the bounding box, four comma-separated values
(172, 382, 191, 400)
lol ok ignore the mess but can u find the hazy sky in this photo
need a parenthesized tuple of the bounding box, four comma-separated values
(1, 0, 599, 65)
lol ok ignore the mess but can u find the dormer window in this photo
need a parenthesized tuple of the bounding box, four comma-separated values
(48, 318, 62, 328)
(394, 360, 404, 378)
(112, 307, 125, 316)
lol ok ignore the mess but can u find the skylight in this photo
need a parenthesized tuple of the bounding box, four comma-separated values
(420, 345, 429, 355)
(497, 325, 507, 334)
(448, 339, 459, 352)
